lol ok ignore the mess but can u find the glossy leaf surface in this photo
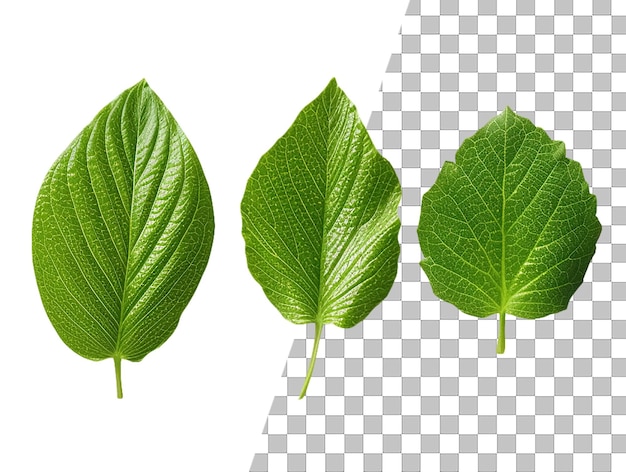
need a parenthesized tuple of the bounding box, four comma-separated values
(32, 80, 214, 397)
(418, 107, 600, 353)
(241, 79, 401, 397)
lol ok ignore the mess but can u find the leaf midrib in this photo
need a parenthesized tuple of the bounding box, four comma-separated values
(115, 85, 170, 358)
(315, 86, 370, 322)
(500, 111, 508, 315)
(315, 87, 333, 324)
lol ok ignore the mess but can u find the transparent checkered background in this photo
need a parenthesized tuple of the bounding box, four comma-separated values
(250, 1, 625, 471)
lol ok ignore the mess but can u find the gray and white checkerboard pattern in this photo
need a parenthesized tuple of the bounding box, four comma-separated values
(250, 1, 625, 470)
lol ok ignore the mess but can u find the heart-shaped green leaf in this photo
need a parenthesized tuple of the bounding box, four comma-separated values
(32, 80, 214, 398)
(241, 79, 401, 397)
(418, 107, 601, 353)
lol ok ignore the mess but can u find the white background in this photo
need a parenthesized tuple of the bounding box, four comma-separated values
(0, 1, 408, 470)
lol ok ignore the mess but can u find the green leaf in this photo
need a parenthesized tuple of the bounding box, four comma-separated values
(418, 107, 601, 354)
(241, 79, 401, 397)
(32, 80, 214, 398)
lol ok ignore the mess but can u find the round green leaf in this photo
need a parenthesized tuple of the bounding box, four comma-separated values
(418, 108, 601, 353)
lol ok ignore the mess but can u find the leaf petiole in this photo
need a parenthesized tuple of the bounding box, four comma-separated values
(299, 322, 323, 399)
(114, 355, 123, 399)
(497, 312, 506, 354)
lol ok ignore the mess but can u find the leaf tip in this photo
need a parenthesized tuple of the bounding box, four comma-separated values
(134, 78, 151, 93)
(502, 105, 515, 117)
(325, 77, 340, 96)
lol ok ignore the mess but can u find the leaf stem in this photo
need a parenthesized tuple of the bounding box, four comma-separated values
(299, 322, 323, 399)
(114, 355, 123, 399)
(497, 312, 506, 354)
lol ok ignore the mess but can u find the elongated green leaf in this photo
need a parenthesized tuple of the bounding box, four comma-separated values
(32, 80, 214, 397)
(418, 107, 601, 353)
(241, 79, 401, 397)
